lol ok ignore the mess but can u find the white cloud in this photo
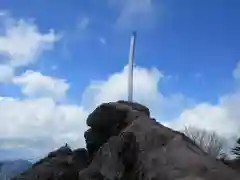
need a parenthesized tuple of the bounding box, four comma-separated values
(166, 91, 240, 156)
(81, 65, 192, 120)
(0, 18, 59, 67)
(167, 62, 240, 139)
(0, 97, 88, 157)
(110, 0, 156, 29)
(13, 71, 69, 101)
(0, 64, 14, 82)
(0, 12, 60, 86)
(82, 65, 163, 108)
(169, 90, 240, 141)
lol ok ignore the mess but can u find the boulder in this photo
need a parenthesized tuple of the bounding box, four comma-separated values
(79, 103, 240, 180)
(84, 128, 110, 156)
(117, 100, 150, 117)
(13, 147, 89, 180)
(48, 144, 72, 158)
(86, 101, 149, 131)
(84, 101, 149, 157)
(86, 103, 128, 131)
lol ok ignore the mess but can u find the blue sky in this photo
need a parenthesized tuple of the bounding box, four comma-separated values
(0, 0, 240, 160)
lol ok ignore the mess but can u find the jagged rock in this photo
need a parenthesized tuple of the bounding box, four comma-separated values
(84, 128, 110, 157)
(48, 144, 72, 158)
(86, 103, 127, 131)
(79, 131, 139, 180)
(84, 129, 109, 146)
(117, 100, 150, 117)
(79, 102, 240, 180)
(84, 101, 149, 157)
(72, 148, 89, 163)
(86, 101, 149, 130)
(13, 147, 89, 180)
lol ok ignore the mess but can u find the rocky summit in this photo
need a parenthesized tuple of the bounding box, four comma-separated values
(13, 101, 240, 180)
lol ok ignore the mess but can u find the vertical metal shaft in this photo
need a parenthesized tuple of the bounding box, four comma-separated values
(128, 31, 136, 102)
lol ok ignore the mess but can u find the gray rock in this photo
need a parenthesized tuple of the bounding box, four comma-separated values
(85, 101, 148, 157)
(117, 100, 150, 117)
(79, 104, 240, 180)
(86, 103, 128, 131)
(13, 147, 89, 180)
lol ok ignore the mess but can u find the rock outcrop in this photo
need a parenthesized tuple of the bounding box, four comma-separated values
(84, 101, 149, 158)
(12, 147, 89, 180)
(13, 101, 240, 180)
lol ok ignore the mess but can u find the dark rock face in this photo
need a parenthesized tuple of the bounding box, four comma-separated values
(47, 144, 72, 158)
(79, 101, 240, 180)
(117, 100, 150, 117)
(84, 101, 150, 157)
(12, 147, 89, 180)
(13, 101, 240, 180)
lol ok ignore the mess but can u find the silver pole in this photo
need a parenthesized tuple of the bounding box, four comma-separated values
(128, 31, 136, 102)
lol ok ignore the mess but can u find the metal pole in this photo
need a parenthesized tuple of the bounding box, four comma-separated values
(128, 31, 136, 102)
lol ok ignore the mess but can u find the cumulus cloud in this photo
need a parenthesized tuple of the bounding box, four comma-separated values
(110, 0, 157, 29)
(13, 70, 69, 101)
(0, 12, 60, 84)
(0, 64, 14, 82)
(0, 19, 59, 67)
(81, 65, 193, 120)
(82, 65, 162, 108)
(169, 62, 240, 139)
(0, 97, 88, 158)
(166, 91, 240, 156)
(169, 101, 237, 136)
